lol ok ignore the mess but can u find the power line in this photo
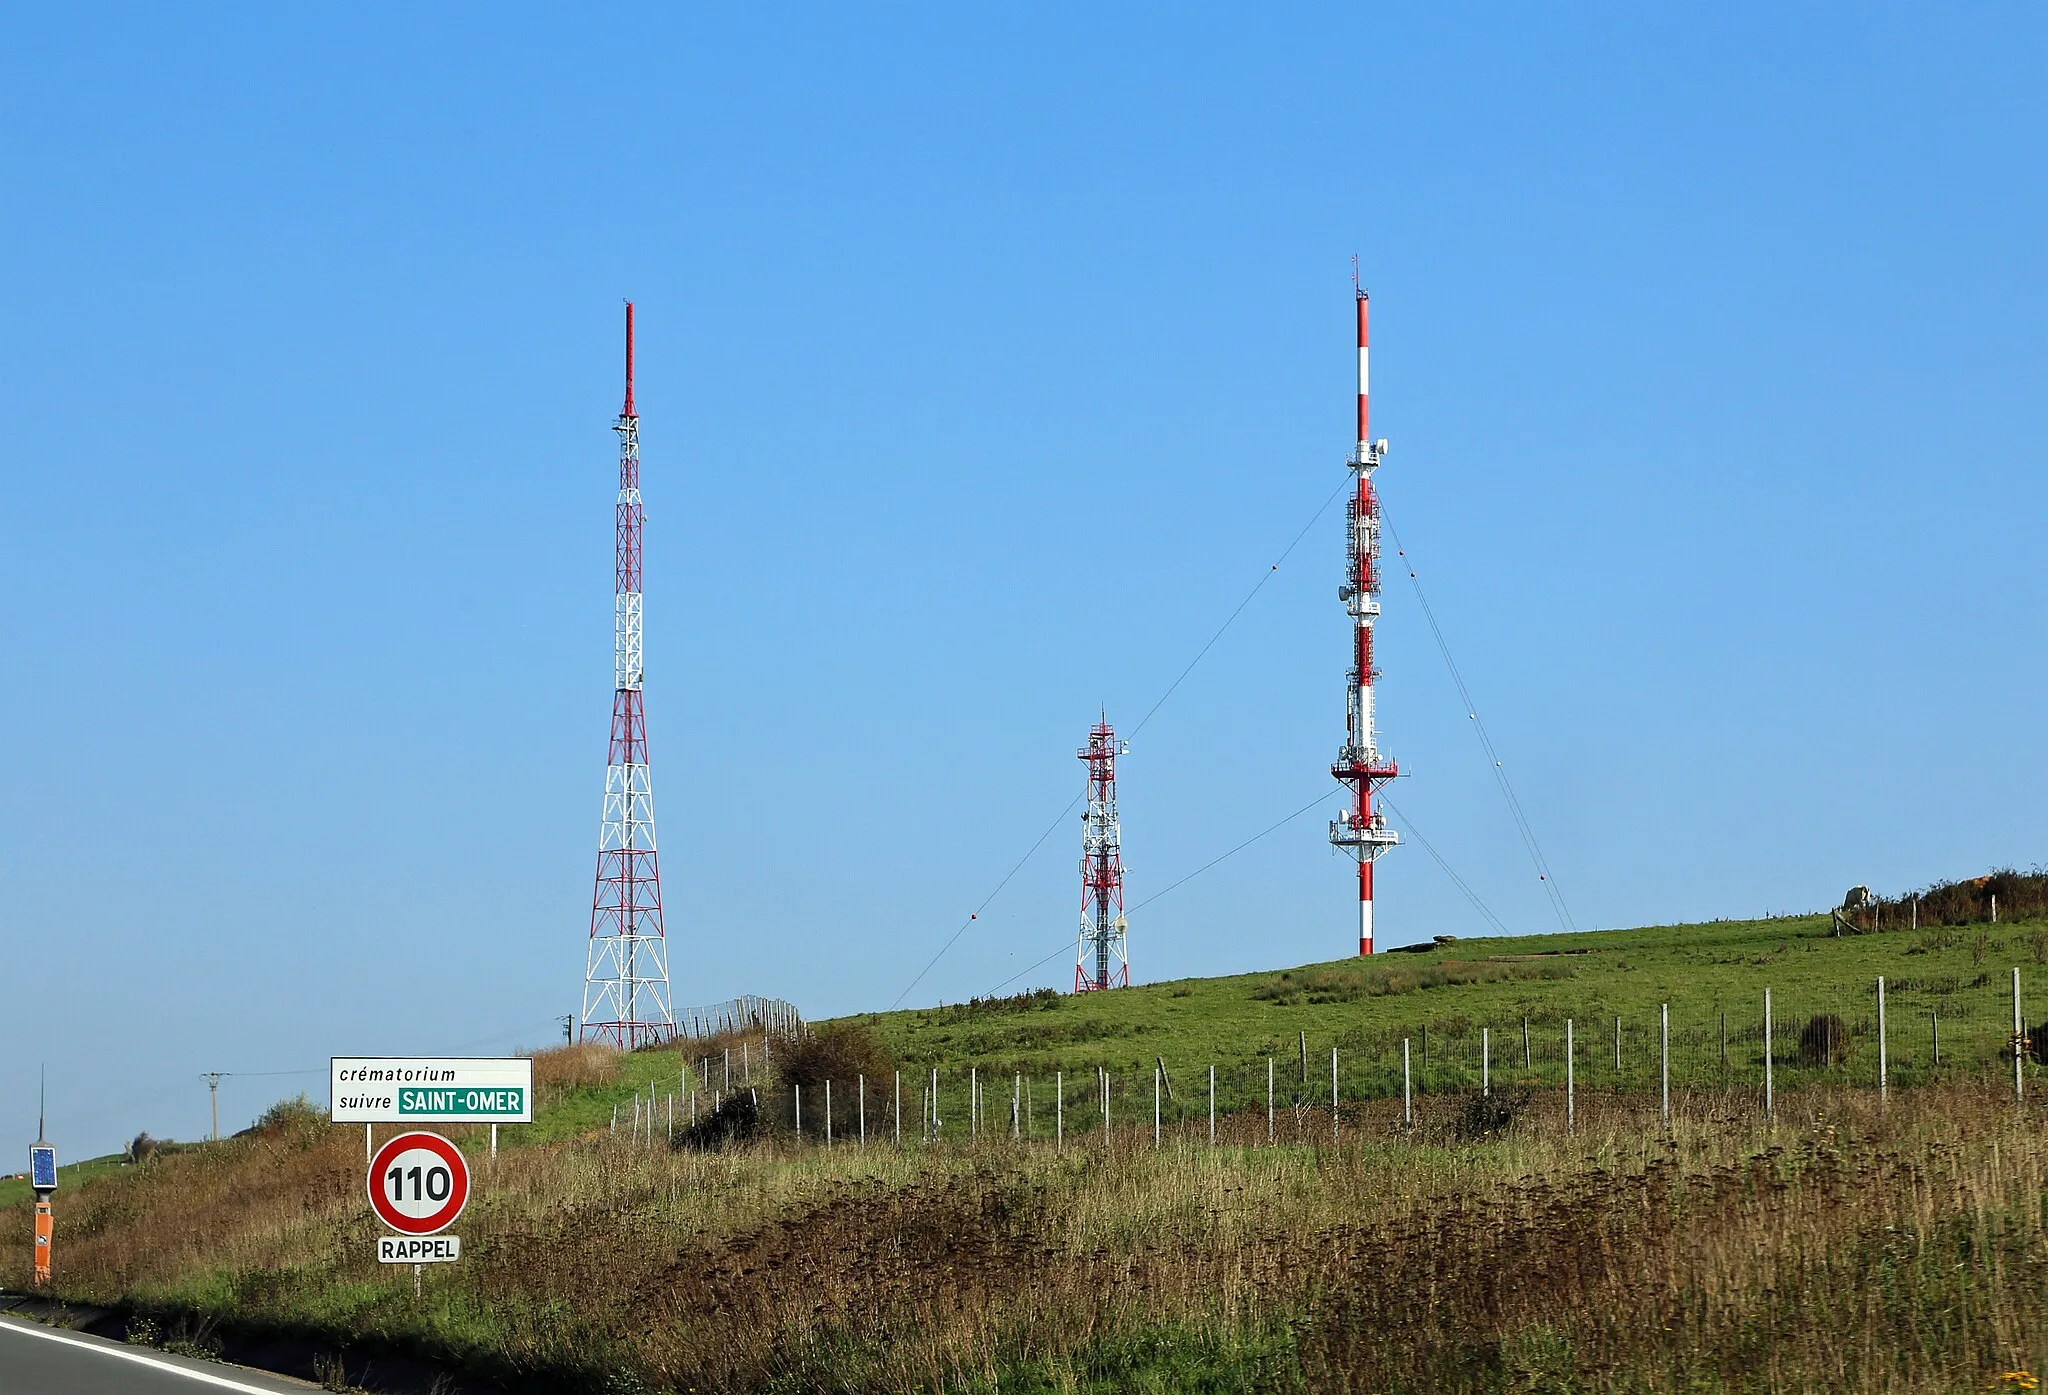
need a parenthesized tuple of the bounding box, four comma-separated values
(891, 793, 1082, 1009)
(892, 480, 1351, 1006)
(984, 788, 1330, 997)
(1127, 789, 1330, 915)
(1376, 790, 1511, 937)
(1129, 478, 1349, 739)
(1382, 507, 1577, 933)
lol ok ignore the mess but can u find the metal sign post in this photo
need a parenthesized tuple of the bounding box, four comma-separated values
(30, 1067, 56, 1286)
(28, 1145, 56, 1287)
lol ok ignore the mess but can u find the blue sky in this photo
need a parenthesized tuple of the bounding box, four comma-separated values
(4, 5, 2045, 1160)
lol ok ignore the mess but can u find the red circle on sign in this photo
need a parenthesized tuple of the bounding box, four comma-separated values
(367, 1131, 470, 1236)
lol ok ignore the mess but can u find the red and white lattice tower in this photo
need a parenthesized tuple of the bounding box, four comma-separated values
(1329, 280, 1400, 955)
(1074, 716, 1130, 992)
(581, 302, 676, 1047)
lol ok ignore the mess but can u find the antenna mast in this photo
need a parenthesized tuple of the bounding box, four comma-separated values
(1329, 280, 1399, 954)
(1074, 716, 1130, 992)
(581, 302, 677, 1046)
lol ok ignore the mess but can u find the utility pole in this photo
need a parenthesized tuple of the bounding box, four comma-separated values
(560, 1015, 574, 1043)
(200, 1073, 228, 1141)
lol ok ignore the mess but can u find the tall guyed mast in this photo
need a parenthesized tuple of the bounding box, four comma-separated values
(581, 302, 676, 1046)
(1329, 281, 1399, 955)
(1074, 717, 1130, 992)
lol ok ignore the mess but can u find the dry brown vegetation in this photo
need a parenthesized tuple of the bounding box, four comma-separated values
(1868, 867, 2048, 929)
(12, 1074, 2048, 1392)
(529, 1041, 621, 1095)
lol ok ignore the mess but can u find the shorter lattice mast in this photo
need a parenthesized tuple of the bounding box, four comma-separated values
(581, 302, 677, 1047)
(1074, 716, 1130, 992)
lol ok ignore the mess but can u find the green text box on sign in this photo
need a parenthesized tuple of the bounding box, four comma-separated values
(399, 1087, 525, 1117)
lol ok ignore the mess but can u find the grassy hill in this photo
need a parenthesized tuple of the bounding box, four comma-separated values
(11, 887, 2048, 1392)
(579, 905, 2043, 1142)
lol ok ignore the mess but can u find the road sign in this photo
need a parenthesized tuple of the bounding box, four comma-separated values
(377, 1235, 461, 1264)
(331, 1058, 533, 1123)
(28, 1146, 56, 1191)
(366, 1132, 470, 1236)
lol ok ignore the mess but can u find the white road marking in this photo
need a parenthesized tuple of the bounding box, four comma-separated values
(0, 1314, 310, 1391)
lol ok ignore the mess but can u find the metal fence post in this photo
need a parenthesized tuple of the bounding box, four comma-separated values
(1523, 1015, 1531, 1071)
(1153, 1065, 1161, 1149)
(1331, 1047, 1339, 1144)
(1208, 1065, 1216, 1147)
(2014, 967, 2025, 1101)
(1565, 1018, 1574, 1133)
(1660, 1002, 1669, 1128)
(1876, 977, 1887, 1103)
(1764, 988, 1774, 1124)
(1267, 1057, 1274, 1144)
(1482, 1027, 1490, 1097)
(1402, 1038, 1412, 1128)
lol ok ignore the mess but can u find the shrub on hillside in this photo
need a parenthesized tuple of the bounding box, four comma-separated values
(920, 989, 1060, 1025)
(1456, 1086, 1532, 1141)
(774, 1024, 894, 1090)
(675, 1090, 759, 1151)
(1870, 868, 2048, 930)
(250, 1094, 325, 1139)
(1797, 1014, 1852, 1067)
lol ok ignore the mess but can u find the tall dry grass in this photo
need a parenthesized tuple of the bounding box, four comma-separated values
(11, 1081, 2048, 1391)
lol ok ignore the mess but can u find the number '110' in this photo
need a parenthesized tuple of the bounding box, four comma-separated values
(387, 1164, 451, 1204)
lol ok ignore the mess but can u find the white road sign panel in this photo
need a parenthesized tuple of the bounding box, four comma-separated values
(378, 1235, 462, 1264)
(330, 1057, 533, 1123)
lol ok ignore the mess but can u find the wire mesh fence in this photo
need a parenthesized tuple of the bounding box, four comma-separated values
(618, 969, 2042, 1153)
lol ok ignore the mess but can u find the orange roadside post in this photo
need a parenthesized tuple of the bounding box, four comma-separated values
(31, 1198, 52, 1285)
(29, 1136, 57, 1286)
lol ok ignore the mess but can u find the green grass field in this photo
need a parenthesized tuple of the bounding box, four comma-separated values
(0, 1153, 129, 1212)
(537, 907, 2045, 1147)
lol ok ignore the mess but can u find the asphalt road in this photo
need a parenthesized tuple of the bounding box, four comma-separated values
(0, 1315, 316, 1393)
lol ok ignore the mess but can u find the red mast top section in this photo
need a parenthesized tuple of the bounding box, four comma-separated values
(1355, 288, 1370, 448)
(622, 301, 637, 419)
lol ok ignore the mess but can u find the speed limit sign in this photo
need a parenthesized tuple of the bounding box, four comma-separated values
(367, 1131, 470, 1236)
